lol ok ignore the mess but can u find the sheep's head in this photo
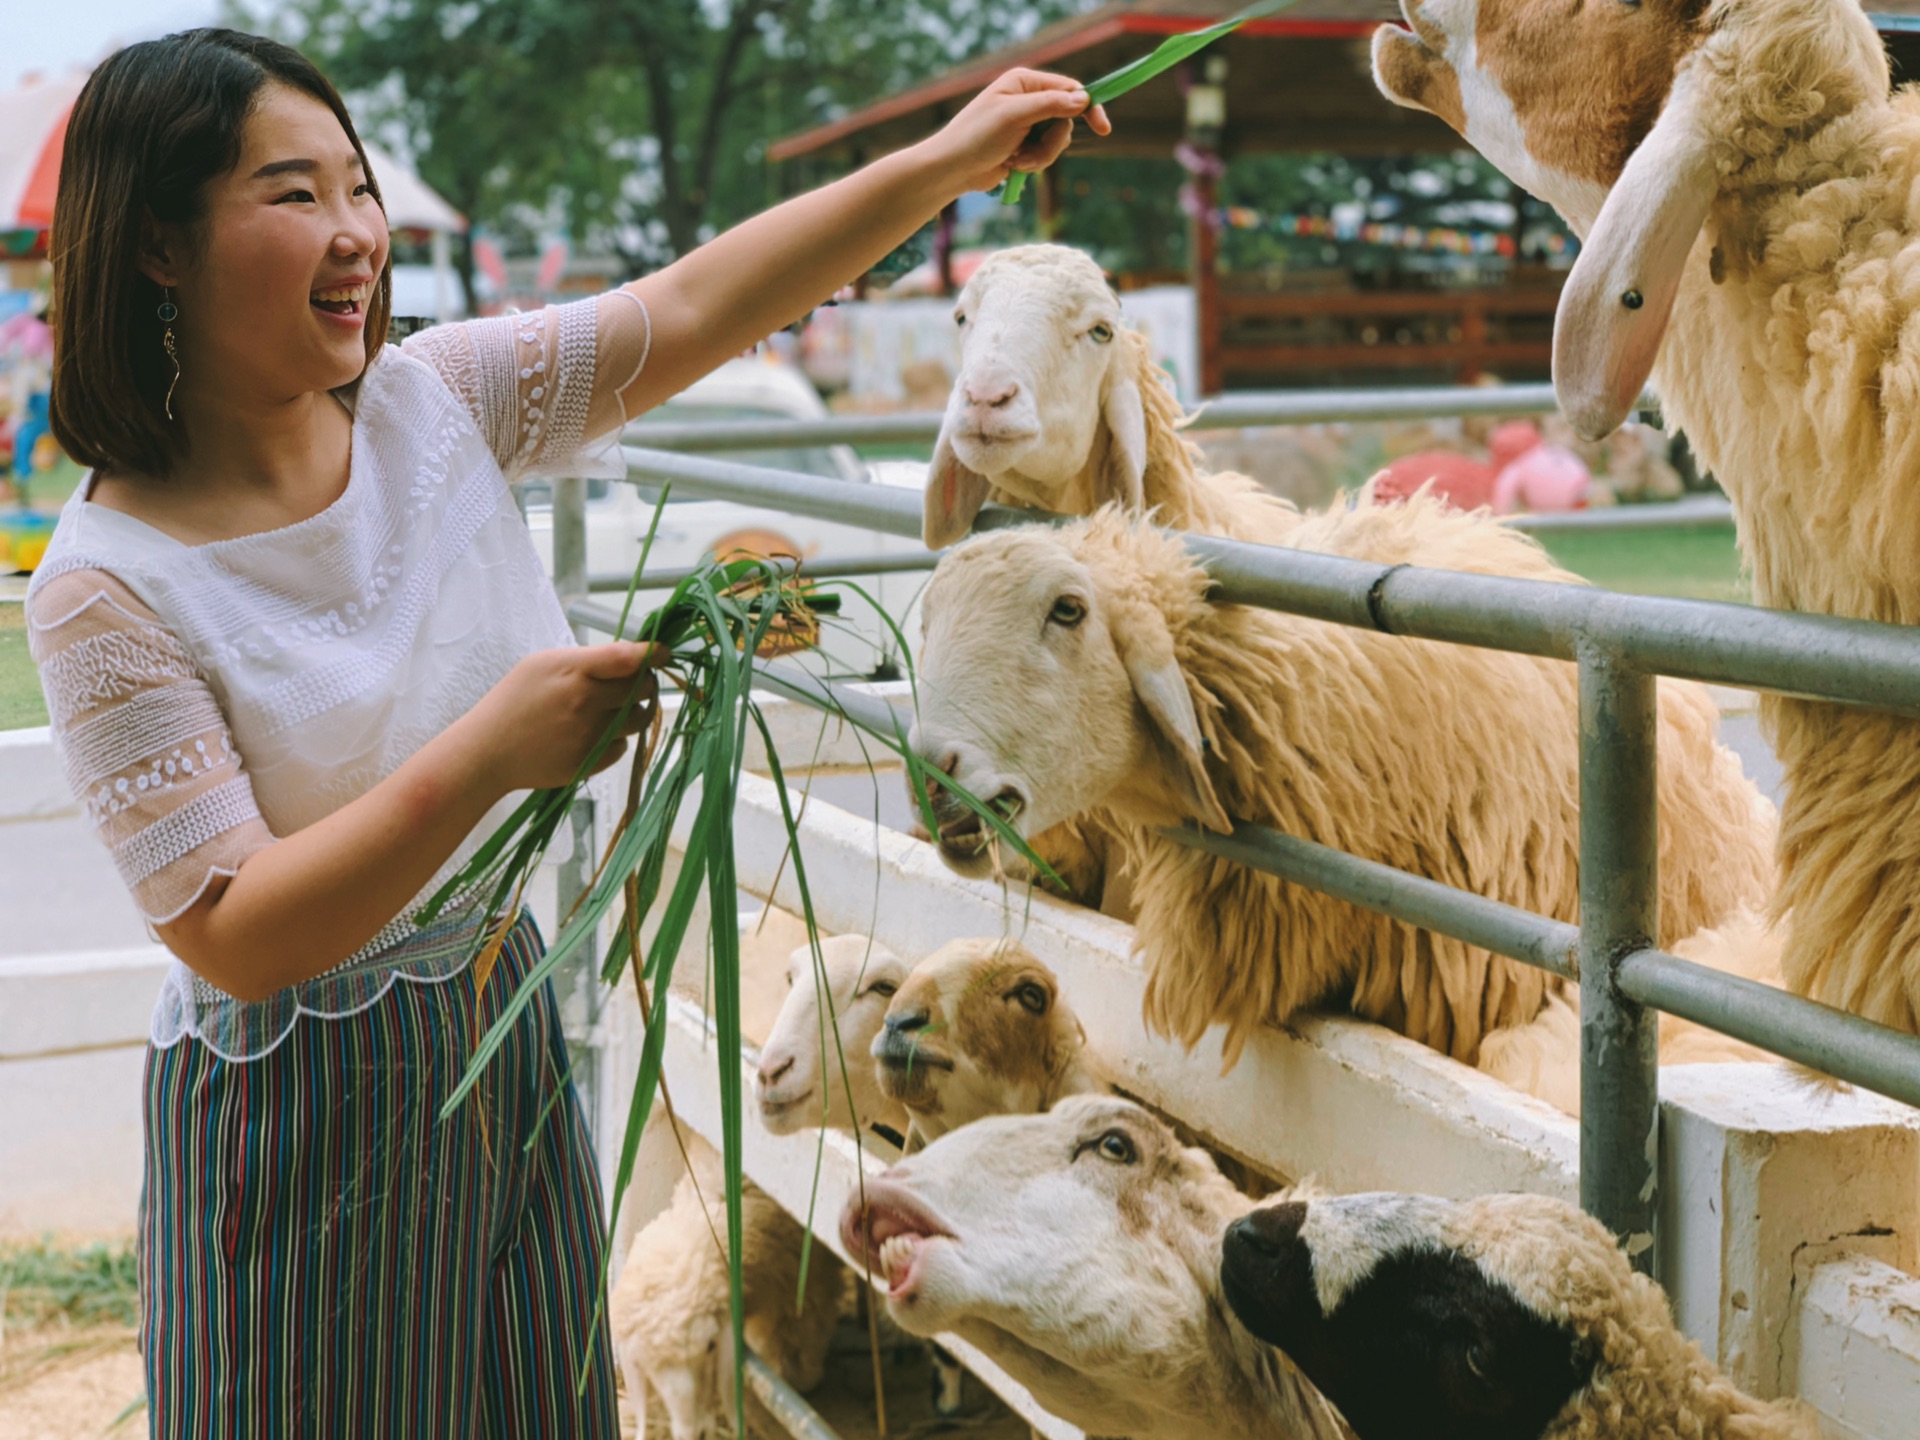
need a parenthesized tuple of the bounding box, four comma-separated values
(869, 938, 1097, 1141)
(909, 515, 1229, 880)
(923, 244, 1149, 547)
(1372, 0, 1887, 440)
(840, 1096, 1248, 1387)
(1222, 1190, 1817, 1439)
(755, 935, 910, 1137)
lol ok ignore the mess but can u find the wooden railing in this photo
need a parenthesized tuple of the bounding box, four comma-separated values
(1207, 281, 1564, 392)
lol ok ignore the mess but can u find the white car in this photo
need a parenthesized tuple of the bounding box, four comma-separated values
(521, 353, 932, 679)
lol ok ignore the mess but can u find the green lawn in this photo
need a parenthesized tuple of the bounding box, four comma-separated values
(0, 602, 46, 730)
(1535, 522, 1748, 603)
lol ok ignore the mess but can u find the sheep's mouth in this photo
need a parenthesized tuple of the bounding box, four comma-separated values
(757, 1089, 816, 1121)
(873, 1032, 955, 1088)
(841, 1180, 957, 1302)
(933, 789, 1024, 862)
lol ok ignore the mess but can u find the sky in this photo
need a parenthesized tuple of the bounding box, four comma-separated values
(6, 0, 221, 89)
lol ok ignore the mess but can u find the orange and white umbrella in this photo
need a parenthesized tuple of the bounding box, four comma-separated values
(0, 69, 464, 237)
(0, 72, 84, 233)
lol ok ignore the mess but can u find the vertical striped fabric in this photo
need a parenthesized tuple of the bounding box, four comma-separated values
(138, 912, 619, 1438)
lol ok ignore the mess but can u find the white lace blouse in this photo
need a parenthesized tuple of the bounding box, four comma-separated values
(26, 290, 652, 1060)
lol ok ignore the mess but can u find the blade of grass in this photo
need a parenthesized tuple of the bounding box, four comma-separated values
(1000, 0, 1299, 205)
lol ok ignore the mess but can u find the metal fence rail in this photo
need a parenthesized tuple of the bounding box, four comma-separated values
(557, 412, 1920, 1276)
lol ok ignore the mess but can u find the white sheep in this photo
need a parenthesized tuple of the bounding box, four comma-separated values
(755, 934, 912, 1141)
(838, 1094, 1350, 1440)
(909, 500, 1775, 1078)
(1221, 1189, 1819, 1439)
(611, 1141, 844, 1440)
(1371, 0, 1920, 1037)
(921, 243, 1302, 551)
(868, 935, 1110, 1149)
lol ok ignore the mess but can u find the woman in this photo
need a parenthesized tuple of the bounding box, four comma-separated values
(27, 27, 1108, 1434)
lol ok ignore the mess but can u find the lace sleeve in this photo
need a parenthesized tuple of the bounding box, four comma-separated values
(399, 290, 652, 484)
(27, 567, 275, 925)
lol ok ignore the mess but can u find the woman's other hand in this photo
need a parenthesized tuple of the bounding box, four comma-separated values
(922, 68, 1113, 197)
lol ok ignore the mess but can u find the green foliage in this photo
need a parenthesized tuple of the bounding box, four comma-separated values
(0, 1236, 139, 1333)
(238, 0, 1099, 280)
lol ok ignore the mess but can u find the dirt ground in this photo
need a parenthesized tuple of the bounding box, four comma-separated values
(1, 1313, 1032, 1440)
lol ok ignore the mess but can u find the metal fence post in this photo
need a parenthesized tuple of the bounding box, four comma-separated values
(550, 475, 604, 1148)
(1577, 642, 1662, 1273)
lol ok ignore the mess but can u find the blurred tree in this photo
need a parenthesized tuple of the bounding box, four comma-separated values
(232, 0, 1097, 303)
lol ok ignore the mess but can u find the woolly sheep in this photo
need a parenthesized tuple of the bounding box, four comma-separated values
(922, 242, 1301, 550)
(838, 1094, 1351, 1440)
(755, 934, 911, 1140)
(611, 1142, 844, 1440)
(1221, 1189, 1818, 1439)
(910, 499, 1774, 1072)
(1371, 0, 1920, 1036)
(869, 935, 1110, 1149)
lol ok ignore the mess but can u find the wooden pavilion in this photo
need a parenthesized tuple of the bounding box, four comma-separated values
(772, 0, 1920, 395)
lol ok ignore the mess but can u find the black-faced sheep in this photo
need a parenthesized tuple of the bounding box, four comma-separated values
(910, 500, 1775, 1073)
(869, 935, 1109, 1149)
(755, 934, 911, 1141)
(921, 243, 1302, 550)
(1372, 0, 1920, 1037)
(1221, 1190, 1820, 1440)
(611, 1143, 845, 1440)
(838, 1094, 1351, 1440)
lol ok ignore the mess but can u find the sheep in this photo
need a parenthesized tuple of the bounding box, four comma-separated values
(1221, 1189, 1819, 1440)
(1478, 908, 1782, 1115)
(755, 934, 912, 1142)
(838, 1094, 1351, 1440)
(611, 1140, 845, 1440)
(921, 243, 1303, 551)
(909, 498, 1775, 1073)
(868, 935, 1110, 1149)
(1370, 0, 1920, 1037)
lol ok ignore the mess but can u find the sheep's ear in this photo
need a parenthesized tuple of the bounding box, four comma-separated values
(1553, 66, 1716, 442)
(1114, 605, 1232, 834)
(924, 419, 992, 548)
(1100, 362, 1148, 513)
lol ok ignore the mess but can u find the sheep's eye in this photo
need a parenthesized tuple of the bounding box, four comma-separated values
(1089, 322, 1114, 344)
(1010, 982, 1048, 1015)
(1095, 1130, 1136, 1164)
(1465, 1344, 1491, 1381)
(1048, 596, 1087, 628)
(954, 311, 967, 327)
(864, 980, 898, 999)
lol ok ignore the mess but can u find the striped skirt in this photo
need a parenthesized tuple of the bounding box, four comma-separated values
(138, 911, 619, 1437)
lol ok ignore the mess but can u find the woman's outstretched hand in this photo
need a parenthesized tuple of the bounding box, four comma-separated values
(923, 68, 1113, 197)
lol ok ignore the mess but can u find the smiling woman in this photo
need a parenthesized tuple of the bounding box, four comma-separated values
(20, 23, 1113, 1439)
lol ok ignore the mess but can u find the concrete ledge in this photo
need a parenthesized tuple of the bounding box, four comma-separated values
(0, 946, 171, 1058)
(0, 726, 70, 822)
(1794, 1256, 1920, 1439)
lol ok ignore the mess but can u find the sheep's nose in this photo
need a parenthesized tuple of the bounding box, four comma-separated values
(885, 1007, 931, 1036)
(758, 1053, 794, 1087)
(1227, 1201, 1308, 1261)
(964, 377, 1019, 409)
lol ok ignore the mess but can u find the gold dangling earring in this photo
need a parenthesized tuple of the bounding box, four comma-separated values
(157, 289, 180, 421)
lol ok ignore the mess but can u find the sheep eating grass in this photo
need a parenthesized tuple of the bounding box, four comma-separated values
(1221, 1190, 1820, 1440)
(1372, 0, 1920, 1037)
(838, 1094, 1350, 1440)
(910, 500, 1775, 1073)
(870, 935, 1109, 1149)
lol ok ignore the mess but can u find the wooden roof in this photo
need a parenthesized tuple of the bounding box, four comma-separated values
(773, 2, 1920, 164)
(769, 1, 1453, 163)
